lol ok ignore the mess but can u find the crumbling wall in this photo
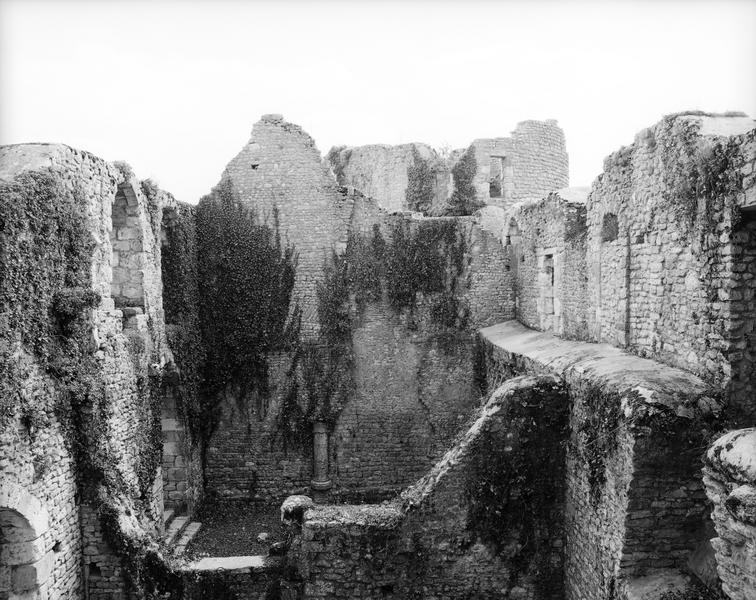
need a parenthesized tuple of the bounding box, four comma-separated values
(290, 375, 569, 600)
(585, 113, 756, 422)
(703, 428, 756, 600)
(478, 320, 722, 600)
(0, 144, 176, 599)
(470, 120, 569, 210)
(219, 114, 346, 335)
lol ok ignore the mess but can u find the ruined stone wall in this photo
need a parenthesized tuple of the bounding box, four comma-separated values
(478, 321, 721, 600)
(506, 190, 589, 339)
(585, 114, 756, 422)
(703, 429, 756, 600)
(328, 143, 445, 213)
(204, 307, 479, 501)
(332, 305, 477, 495)
(219, 114, 346, 335)
(470, 120, 568, 210)
(291, 375, 568, 600)
(0, 144, 175, 599)
(203, 208, 511, 501)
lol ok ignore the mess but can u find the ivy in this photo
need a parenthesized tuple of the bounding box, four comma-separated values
(196, 179, 301, 442)
(447, 144, 482, 216)
(405, 146, 435, 214)
(0, 169, 179, 597)
(466, 378, 569, 597)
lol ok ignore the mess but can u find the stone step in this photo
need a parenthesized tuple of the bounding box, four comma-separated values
(164, 515, 190, 547)
(173, 521, 202, 555)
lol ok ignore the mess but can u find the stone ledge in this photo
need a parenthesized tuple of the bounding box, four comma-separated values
(479, 320, 720, 419)
(182, 555, 281, 573)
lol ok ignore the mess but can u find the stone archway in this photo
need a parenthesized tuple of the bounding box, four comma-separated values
(0, 484, 51, 599)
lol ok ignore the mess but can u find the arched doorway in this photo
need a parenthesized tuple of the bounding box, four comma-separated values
(0, 485, 51, 600)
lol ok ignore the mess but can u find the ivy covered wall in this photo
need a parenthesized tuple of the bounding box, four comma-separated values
(0, 144, 181, 600)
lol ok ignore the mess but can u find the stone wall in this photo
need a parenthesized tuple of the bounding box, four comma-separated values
(289, 375, 569, 600)
(505, 188, 589, 339)
(478, 320, 722, 600)
(219, 114, 346, 336)
(182, 556, 283, 600)
(584, 113, 756, 423)
(0, 144, 177, 599)
(204, 307, 479, 501)
(471, 120, 569, 210)
(203, 208, 512, 502)
(703, 428, 756, 600)
(327, 143, 447, 213)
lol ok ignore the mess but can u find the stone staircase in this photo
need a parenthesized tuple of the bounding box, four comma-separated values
(163, 509, 201, 556)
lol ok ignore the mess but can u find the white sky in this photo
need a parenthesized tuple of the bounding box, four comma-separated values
(1, 0, 755, 204)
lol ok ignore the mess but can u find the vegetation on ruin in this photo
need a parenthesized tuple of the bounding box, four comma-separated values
(466, 378, 569, 597)
(276, 219, 470, 449)
(659, 116, 745, 237)
(161, 203, 205, 476)
(0, 170, 180, 598)
(196, 179, 301, 443)
(447, 144, 482, 216)
(405, 146, 435, 213)
(576, 382, 623, 503)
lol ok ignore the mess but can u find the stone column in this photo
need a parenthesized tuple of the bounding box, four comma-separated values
(310, 421, 332, 502)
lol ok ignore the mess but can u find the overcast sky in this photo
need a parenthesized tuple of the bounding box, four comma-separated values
(1, 0, 755, 204)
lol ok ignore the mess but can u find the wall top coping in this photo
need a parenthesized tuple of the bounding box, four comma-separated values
(183, 555, 281, 573)
(479, 320, 719, 419)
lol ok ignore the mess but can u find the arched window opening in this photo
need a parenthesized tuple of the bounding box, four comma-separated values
(601, 213, 619, 242)
(110, 183, 145, 308)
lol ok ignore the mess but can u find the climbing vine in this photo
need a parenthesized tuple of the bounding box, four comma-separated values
(196, 179, 301, 442)
(161, 203, 206, 461)
(275, 218, 470, 448)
